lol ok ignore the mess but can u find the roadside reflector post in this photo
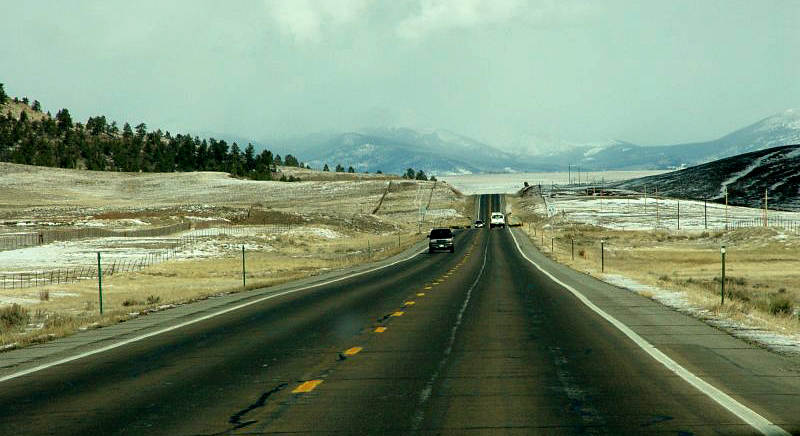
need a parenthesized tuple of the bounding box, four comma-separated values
(97, 252, 103, 315)
(242, 245, 246, 289)
(720, 245, 726, 305)
(571, 238, 575, 260)
(368, 239, 371, 260)
(551, 237, 554, 253)
(601, 240, 605, 273)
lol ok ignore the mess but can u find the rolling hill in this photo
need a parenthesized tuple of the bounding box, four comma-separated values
(609, 144, 800, 211)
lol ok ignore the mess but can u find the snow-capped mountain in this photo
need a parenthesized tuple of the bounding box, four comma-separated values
(547, 109, 800, 170)
(265, 109, 800, 175)
(268, 128, 559, 175)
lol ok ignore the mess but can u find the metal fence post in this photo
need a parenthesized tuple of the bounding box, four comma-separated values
(242, 245, 246, 289)
(98, 252, 104, 315)
(720, 245, 726, 305)
(601, 240, 605, 273)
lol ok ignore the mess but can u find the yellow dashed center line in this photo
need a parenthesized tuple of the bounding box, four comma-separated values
(424, 286, 432, 290)
(374, 326, 387, 333)
(343, 346, 363, 356)
(293, 380, 323, 394)
(404, 301, 415, 306)
(391, 311, 404, 317)
(417, 293, 425, 297)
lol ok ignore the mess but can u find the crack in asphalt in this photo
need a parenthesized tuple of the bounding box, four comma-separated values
(227, 382, 289, 430)
(411, 246, 488, 432)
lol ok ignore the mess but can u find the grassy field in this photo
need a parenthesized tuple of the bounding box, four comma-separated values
(0, 162, 465, 350)
(510, 193, 800, 341)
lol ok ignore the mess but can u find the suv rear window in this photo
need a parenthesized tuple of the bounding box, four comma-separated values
(429, 229, 453, 238)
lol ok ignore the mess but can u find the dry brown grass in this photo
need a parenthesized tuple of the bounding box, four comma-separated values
(0, 232, 425, 350)
(510, 194, 800, 336)
(0, 162, 468, 350)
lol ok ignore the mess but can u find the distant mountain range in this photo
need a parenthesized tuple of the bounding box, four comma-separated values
(609, 144, 800, 211)
(243, 109, 800, 176)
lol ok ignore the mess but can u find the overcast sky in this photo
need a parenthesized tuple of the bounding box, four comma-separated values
(2, 0, 798, 148)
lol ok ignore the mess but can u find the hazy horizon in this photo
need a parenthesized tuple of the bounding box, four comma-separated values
(2, 1, 798, 150)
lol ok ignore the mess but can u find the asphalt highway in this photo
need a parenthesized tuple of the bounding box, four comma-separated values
(0, 194, 798, 435)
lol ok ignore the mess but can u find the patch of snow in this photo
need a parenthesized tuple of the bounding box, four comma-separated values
(603, 274, 690, 310)
(583, 147, 605, 157)
(0, 296, 41, 305)
(602, 274, 800, 355)
(424, 208, 459, 218)
(716, 149, 783, 199)
(287, 227, 343, 239)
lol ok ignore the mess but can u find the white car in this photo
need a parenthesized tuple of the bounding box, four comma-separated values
(490, 212, 505, 228)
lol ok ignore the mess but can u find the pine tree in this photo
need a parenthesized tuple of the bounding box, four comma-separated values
(323, 163, 329, 171)
(336, 164, 344, 172)
(0, 83, 7, 104)
(347, 166, 355, 173)
(55, 108, 73, 132)
(244, 143, 256, 172)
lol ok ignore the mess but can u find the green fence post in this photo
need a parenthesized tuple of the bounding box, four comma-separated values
(242, 245, 246, 289)
(720, 245, 726, 305)
(97, 252, 103, 315)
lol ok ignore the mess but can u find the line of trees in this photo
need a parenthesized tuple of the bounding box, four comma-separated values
(0, 87, 306, 181)
(403, 167, 435, 181)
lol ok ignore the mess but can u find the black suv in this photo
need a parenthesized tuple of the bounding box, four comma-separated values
(428, 228, 455, 253)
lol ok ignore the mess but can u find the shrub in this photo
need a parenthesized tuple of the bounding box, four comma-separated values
(39, 290, 50, 301)
(658, 275, 671, 282)
(768, 296, 794, 315)
(0, 304, 29, 330)
(146, 295, 161, 305)
(122, 299, 141, 307)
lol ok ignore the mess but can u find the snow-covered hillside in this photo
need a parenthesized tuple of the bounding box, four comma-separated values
(610, 144, 800, 211)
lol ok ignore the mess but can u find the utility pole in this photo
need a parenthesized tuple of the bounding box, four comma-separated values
(655, 187, 659, 228)
(644, 184, 647, 212)
(725, 188, 729, 230)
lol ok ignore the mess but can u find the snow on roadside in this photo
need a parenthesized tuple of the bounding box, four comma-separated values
(602, 274, 800, 355)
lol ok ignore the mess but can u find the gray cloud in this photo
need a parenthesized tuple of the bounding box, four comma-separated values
(1, 1, 798, 149)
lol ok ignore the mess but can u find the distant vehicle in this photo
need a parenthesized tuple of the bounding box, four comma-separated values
(474, 220, 484, 228)
(428, 228, 454, 253)
(490, 212, 505, 228)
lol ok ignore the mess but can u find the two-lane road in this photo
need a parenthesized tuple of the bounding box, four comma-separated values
(1, 194, 798, 435)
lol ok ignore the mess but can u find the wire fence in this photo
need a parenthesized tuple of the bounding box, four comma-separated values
(0, 225, 420, 290)
(540, 195, 800, 233)
(0, 222, 192, 252)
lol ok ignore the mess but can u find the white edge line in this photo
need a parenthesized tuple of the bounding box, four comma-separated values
(509, 229, 790, 436)
(0, 245, 428, 384)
